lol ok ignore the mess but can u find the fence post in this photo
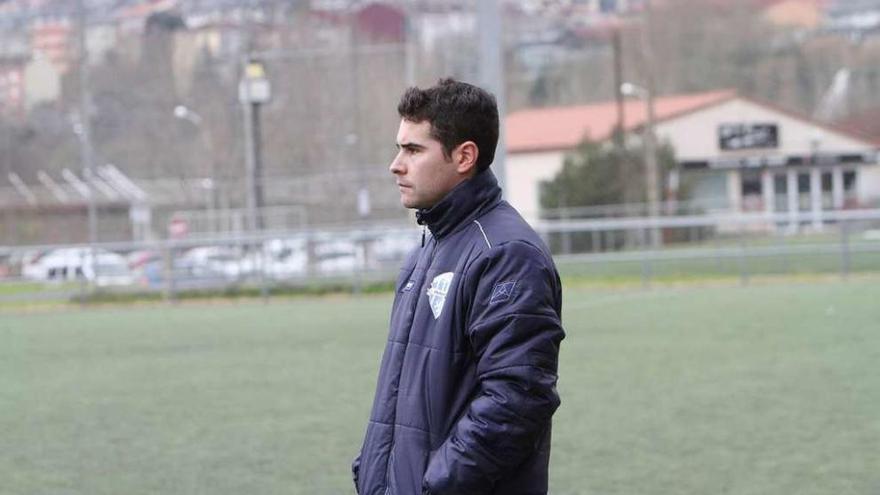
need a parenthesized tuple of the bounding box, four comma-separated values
(78, 248, 88, 305)
(257, 238, 269, 302)
(640, 227, 652, 288)
(353, 234, 365, 296)
(840, 220, 851, 280)
(738, 223, 749, 286)
(561, 207, 572, 255)
(163, 241, 177, 303)
(779, 229, 790, 275)
(713, 234, 723, 273)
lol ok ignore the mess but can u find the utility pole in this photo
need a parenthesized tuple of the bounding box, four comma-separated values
(612, 28, 625, 149)
(478, 0, 506, 193)
(76, 0, 98, 287)
(349, 12, 369, 220)
(638, 0, 661, 247)
(404, 2, 417, 87)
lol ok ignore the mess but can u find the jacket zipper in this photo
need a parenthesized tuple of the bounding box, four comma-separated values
(385, 234, 439, 493)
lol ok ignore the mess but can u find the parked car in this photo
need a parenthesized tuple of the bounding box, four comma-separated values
(127, 249, 161, 274)
(139, 255, 223, 289)
(370, 230, 419, 264)
(24, 247, 134, 287)
(313, 239, 365, 275)
(18, 249, 49, 280)
(260, 238, 308, 280)
(179, 246, 251, 281)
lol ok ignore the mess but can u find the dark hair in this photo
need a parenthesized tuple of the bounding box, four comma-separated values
(397, 78, 499, 173)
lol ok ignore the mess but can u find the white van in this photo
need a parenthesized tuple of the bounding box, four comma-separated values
(27, 247, 134, 287)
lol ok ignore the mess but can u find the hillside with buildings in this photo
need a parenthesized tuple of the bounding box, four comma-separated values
(1, 0, 879, 243)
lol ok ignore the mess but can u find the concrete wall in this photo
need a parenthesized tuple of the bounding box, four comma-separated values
(23, 55, 59, 110)
(858, 164, 880, 206)
(504, 150, 565, 226)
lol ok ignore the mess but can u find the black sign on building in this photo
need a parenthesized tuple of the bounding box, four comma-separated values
(718, 123, 779, 151)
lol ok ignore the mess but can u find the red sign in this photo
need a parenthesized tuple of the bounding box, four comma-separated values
(168, 216, 189, 239)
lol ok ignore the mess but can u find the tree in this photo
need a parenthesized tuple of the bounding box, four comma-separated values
(540, 138, 678, 213)
(539, 137, 681, 252)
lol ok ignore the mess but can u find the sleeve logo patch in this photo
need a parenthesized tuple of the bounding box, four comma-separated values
(490, 281, 517, 304)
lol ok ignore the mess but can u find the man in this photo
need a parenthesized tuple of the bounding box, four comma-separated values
(353, 78, 564, 495)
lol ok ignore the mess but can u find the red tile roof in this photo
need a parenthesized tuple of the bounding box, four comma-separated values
(835, 106, 880, 146)
(506, 89, 737, 153)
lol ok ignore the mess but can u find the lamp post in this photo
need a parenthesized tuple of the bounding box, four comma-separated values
(621, 81, 661, 247)
(238, 58, 271, 233)
(174, 104, 218, 232)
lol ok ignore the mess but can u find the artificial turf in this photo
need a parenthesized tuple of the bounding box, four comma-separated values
(1, 280, 878, 494)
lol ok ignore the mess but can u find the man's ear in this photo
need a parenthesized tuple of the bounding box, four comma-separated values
(454, 141, 479, 176)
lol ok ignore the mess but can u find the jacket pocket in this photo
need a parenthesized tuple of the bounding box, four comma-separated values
(351, 453, 361, 493)
(384, 450, 395, 495)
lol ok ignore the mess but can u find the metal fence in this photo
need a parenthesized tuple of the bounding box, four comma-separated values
(0, 221, 418, 305)
(540, 208, 880, 285)
(2, 208, 879, 307)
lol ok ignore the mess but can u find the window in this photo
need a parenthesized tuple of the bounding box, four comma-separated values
(774, 173, 787, 194)
(600, 0, 617, 12)
(843, 170, 856, 192)
(797, 173, 810, 193)
(821, 171, 833, 209)
(798, 173, 811, 211)
(741, 170, 762, 195)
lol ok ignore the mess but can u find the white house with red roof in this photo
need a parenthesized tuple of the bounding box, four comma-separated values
(505, 89, 880, 225)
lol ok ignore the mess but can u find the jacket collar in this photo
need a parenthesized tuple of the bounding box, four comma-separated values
(414, 169, 502, 240)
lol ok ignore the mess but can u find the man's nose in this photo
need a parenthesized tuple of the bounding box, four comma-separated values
(389, 153, 404, 175)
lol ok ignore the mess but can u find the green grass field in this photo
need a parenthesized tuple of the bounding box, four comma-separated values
(2, 280, 879, 494)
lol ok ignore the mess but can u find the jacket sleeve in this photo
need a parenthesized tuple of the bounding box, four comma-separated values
(422, 240, 564, 494)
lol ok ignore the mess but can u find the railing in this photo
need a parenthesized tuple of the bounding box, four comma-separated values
(1, 209, 879, 306)
(537, 208, 880, 285)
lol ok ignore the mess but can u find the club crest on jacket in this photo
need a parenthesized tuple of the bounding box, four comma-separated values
(426, 272, 454, 319)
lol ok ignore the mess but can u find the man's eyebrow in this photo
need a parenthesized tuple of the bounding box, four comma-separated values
(396, 142, 426, 150)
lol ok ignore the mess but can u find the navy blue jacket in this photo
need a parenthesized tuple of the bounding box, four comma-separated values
(353, 170, 564, 495)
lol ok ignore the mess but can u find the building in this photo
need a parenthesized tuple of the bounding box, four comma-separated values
(824, 0, 880, 35)
(0, 54, 27, 118)
(762, 0, 826, 29)
(30, 16, 73, 74)
(21, 53, 60, 110)
(505, 89, 880, 227)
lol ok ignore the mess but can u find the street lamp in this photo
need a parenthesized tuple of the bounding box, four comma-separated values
(620, 82, 645, 98)
(238, 59, 272, 300)
(239, 59, 271, 232)
(621, 81, 662, 247)
(173, 104, 217, 232)
(174, 104, 203, 126)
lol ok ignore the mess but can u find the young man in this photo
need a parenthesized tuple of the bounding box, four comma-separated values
(353, 79, 565, 495)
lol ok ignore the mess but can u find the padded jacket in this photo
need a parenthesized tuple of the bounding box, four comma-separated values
(353, 170, 564, 495)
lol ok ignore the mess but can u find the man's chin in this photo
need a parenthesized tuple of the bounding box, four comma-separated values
(400, 194, 419, 209)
